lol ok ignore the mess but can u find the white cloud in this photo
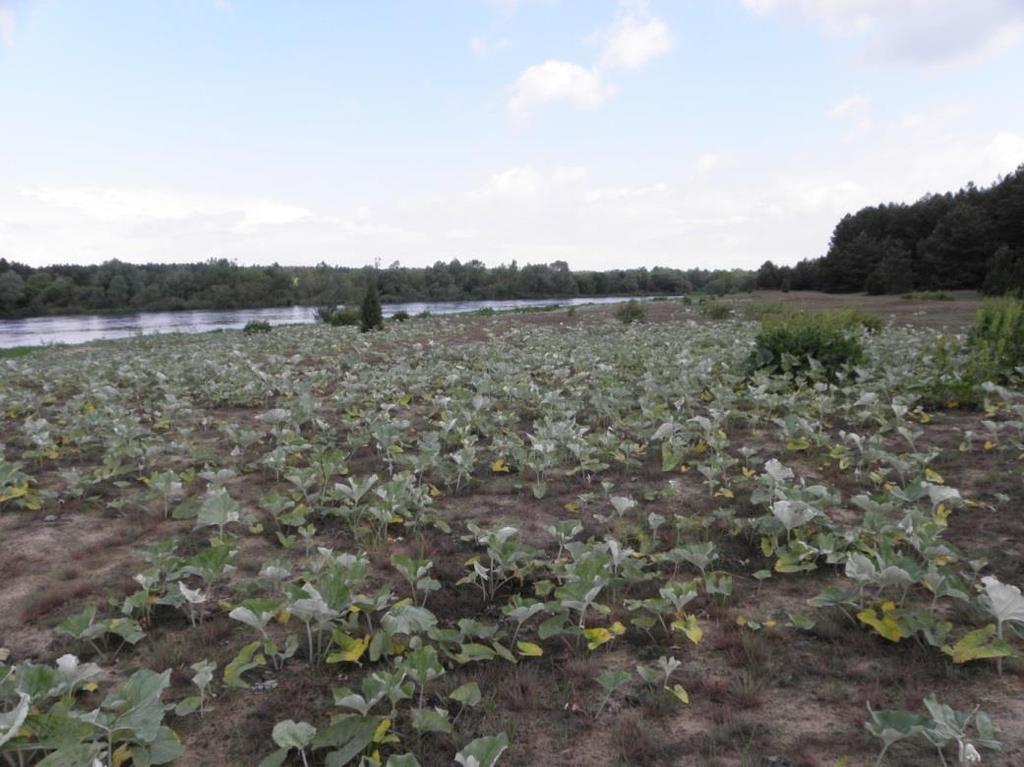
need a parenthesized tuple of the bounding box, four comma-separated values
(506, 1, 672, 119)
(471, 165, 587, 200)
(508, 60, 613, 120)
(0, 6, 15, 48)
(742, 0, 1024, 65)
(20, 186, 311, 230)
(829, 94, 872, 135)
(695, 153, 732, 173)
(599, 14, 673, 70)
(983, 132, 1024, 174)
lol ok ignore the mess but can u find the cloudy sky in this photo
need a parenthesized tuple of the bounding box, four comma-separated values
(1, 0, 1022, 270)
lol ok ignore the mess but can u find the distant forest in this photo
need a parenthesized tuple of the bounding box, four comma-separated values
(0, 257, 757, 319)
(756, 164, 1024, 295)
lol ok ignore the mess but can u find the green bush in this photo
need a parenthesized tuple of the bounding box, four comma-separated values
(749, 310, 865, 380)
(390, 310, 410, 322)
(614, 299, 646, 324)
(316, 306, 360, 327)
(242, 320, 272, 335)
(360, 283, 384, 332)
(700, 301, 732, 320)
(833, 307, 884, 334)
(970, 297, 1024, 381)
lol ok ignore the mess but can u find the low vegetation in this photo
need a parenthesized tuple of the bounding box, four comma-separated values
(613, 299, 646, 324)
(1, 296, 1022, 765)
(902, 291, 955, 301)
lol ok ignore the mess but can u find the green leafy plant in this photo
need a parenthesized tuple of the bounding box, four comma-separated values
(748, 309, 865, 380)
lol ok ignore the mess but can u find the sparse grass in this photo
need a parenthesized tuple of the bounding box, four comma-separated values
(902, 290, 954, 301)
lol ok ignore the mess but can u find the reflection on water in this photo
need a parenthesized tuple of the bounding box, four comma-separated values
(0, 296, 644, 348)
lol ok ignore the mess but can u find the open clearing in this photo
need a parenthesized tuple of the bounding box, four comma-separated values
(1, 293, 1023, 766)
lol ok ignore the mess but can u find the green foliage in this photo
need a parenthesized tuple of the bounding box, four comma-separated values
(316, 305, 360, 327)
(0, 256, 752, 318)
(901, 291, 954, 301)
(748, 310, 865, 380)
(0, 346, 36, 359)
(969, 297, 1024, 381)
(700, 300, 732, 320)
(360, 283, 384, 333)
(391, 310, 410, 322)
(243, 320, 272, 335)
(614, 299, 646, 324)
(741, 301, 792, 321)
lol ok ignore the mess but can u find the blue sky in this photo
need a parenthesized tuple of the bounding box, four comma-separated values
(1, 0, 1023, 270)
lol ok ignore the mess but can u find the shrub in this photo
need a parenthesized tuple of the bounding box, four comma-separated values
(390, 310, 410, 322)
(614, 299, 646, 324)
(700, 301, 732, 320)
(969, 297, 1024, 381)
(833, 307, 884, 334)
(316, 306, 360, 327)
(360, 283, 383, 332)
(748, 310, 865, 380)
(242, 320, 271, 335)
(566, 305, 577, 317)
(901, 291, 954, 301)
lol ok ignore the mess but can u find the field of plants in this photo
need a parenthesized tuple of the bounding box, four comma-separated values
(1, 295, 1023, 766)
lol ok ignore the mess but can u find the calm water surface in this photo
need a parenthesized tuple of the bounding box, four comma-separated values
(0, 296, 645, 348)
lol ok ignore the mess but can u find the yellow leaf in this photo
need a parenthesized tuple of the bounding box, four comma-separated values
(610, 621, 626, 636)
(741, 467, 756, 479)
(516, 641, 544, 657)
(490, 458, 510, 473)
(857, 607, 903, 642)
(669, 684, 690, 704)
(671, 613, 704, 645)
(327, 633, 370, 664)
(563, 501, 580, 513)
(112, 744, 132, 767)
(276, 608, 291, 624)
(583, 627, 613, 651)
(984, 440, 996, 451)
(715, 487, 734, 499)
(429, 484, 442, 498)
(372, 718, 392, 743)
(82, 682, 98, 692)
(925, 468, 944, 484)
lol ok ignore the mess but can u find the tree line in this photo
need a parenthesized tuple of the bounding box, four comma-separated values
(0, 257, 757, 318)
(755, 164, 1024, 295)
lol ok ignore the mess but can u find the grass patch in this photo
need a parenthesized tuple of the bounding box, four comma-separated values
(0, 346, 38, 359)
(901, 290, 954, 301)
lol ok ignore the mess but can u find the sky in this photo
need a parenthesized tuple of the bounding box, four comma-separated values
(1, 0, 1023, 272)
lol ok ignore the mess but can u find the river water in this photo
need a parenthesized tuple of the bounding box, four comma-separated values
(0, 296, 644, 347)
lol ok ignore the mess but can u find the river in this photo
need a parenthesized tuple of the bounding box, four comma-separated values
(0, 296, 647, 347)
